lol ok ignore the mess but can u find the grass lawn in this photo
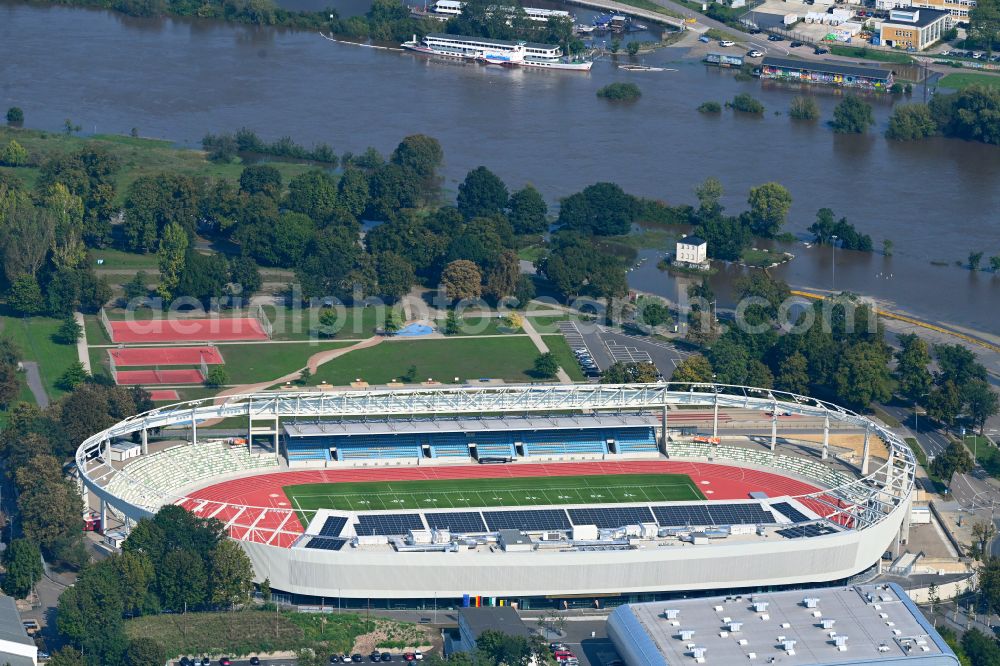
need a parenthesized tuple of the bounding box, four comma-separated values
(828, 46, 913, 64)
(740, 247, 790, 268)
(124, 609, 428, 657)
(543, 334, 587, 382)
(525, 314, 573, 334)
(0, 316, 82, 402)
(611, 0, 682, 18)
(0, 127, 317, 206)
(307, 337, 546, 386)
(433, 316, 508, 336)
(517, 245, 546, 262)
(217, 341, 354, 383)
(285, 473, 704, 518)
(938, 72, 1000, 90)
(89, 248, 160, 271)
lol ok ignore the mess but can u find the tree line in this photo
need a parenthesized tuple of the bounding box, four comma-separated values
(887, 87, 1000, 145)
(53, 506, 255, 666)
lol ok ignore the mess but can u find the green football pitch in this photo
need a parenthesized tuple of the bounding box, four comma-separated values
(284, 473, 704, 524)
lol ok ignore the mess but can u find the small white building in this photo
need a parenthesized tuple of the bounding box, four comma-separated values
(674, 235, 709, 270)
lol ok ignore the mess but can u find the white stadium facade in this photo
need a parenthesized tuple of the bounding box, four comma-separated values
(76, 384, 915, 608)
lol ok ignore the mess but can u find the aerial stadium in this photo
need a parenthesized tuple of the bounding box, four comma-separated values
(76, 383, 915, 608)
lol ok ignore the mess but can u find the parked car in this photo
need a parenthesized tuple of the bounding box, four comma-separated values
(550, 643, 568, 652)
(352, 656, 364, 663)
(790, 40, 804, 47)
(748, 27, 762, 34)
(330, 657, 342, 664)
(404, 654, 416, 662)
(768, 34, 783, 41)
(719, 39, 736, 47)
(747, 49, 763, 57)
(370, 653, 382, 662)
(249, 658, 260, 666)
(201, 659, 210, 666)
(814, 47, 829, 54)
(698, 35, 711, 42)
(219, 659, 231, 666)
(381, 653, 393, 662)
(414, 652, 423, 661)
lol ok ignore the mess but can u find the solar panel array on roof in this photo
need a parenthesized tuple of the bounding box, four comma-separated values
(483, 509, 571, 531)
(356, 513, 426, 536)
(568, 506, 655, 528)
(652, 503, 773, 527)
(425, 511, 488, 533)
(305, 537, 348, 550)
(776, 523, 838, 539)
(318, 515, 348, 537)
(770, 501, 810, 524)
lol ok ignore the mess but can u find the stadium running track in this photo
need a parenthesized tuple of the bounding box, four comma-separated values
(180, 460, 833, 548)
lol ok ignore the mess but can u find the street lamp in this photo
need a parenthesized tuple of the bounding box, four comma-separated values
(830, 235, 839, 292)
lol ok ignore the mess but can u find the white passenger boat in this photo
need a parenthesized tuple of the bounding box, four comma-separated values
(412, 0, 573, 22)
(401, 33, 593, 70)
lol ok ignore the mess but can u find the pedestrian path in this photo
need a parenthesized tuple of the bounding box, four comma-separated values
(522, 318, 572, 384)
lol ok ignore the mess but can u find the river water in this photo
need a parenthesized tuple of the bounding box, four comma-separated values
(1, 1, 998, 334)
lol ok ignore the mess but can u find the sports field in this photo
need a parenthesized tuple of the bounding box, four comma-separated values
(284, 473, 705, 521)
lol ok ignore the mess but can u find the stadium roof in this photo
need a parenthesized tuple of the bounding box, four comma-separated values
(283, 413, 658, 438)
(762, 57, 893, 81)
(608, 583, 958, 665)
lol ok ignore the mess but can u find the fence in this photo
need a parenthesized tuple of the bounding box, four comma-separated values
(100, 307, 114, 341)
(254, 304, 274, 339)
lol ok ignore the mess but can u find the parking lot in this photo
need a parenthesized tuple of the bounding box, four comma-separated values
(557, 321, 690, 380)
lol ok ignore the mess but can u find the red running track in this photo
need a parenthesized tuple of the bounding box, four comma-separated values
(108, 318, 267, 343)
(117, 369, 205, 385)
(149, 389, 180, 401)
(109, 346, 224, 366)
(182, 460, 826, 548)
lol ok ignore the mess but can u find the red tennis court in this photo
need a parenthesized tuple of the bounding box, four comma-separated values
(109, 346, 224, 367)
(149, 390, 180, 401)
(116, 369, 205, 385)
(108, 318, 268, 343)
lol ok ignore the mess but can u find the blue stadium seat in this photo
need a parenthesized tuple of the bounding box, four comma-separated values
(521, 430, 609, 456)
(427, 433, 471, 458)
(611, 427, 658, 453)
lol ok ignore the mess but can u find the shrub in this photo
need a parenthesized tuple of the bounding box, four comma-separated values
(204, 365, 229, 387)
(52, 317, 83, 345)
(789, 96, 819, 120)
(6, 107, 23, 124)
(885, 103, 938, 140)
(56, 362, 89, 391)
(0, 140, 28, 167)
(890, 82, 904, 94)
(730, 93, 764, 114)
(597, 82, 642, 101)
(698, 101, 722, 113)
(831, 95, 874, 133)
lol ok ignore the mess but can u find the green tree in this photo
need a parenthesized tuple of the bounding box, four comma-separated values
(209, 539, 254, 607)
(6, 107, 23, 124)
(284, 169, 340, 224)
(894, 334, 933, 403)
(157, 549, 208, 610)
(832, 342, 892, 407)
(965, 380, 999, 435)
(125, 637, 166, 666)
(746, 182, 792, 238)
(338, 168, 370, 217)
(831, 96, 875, 133)
(507, 185, 548, 235)
(37, 147, 120, 247)
(483, 250, 520, 301)
(597, 82, 641, 100)
(557, 182, 634, 236)
(175, 250, 230, 307)
(636, 297, 672, 328)
(7, 274, 44, 315)
(374, 251, 416, 303)
(990, 255, 1000, 272)
(123, 271, 148, 303)
(294, 226, 361, 300)
(390, 134, 443, 181)
(457, 166, 509, 219)
(969, 0, 1000, 52)
(238, 164, 282, 199)
(0, 140, 28, 167)
(776, 352, 810, 395)
(235, 210, 316, 268)
(601, 361, 659, 383)
(47, 648, 86, 666)
(444, 310, 460, 336)
(53, 316, 84, 345)
(122, 174, 201, 252)
(204, 365, 229, 388)
(440, 259, 483, 302)
(533, 352, 559, 379)
(16, 456, 84, 556)
(885, 103, 938, 140)
(155, 221, 188, 299)
(228, 255, 262, 300)
(45, 183, 87, 269)
(55, 362, 89, 391)
(3, 539, 43, 598)
(475, 630, 547, 665)
(930, 439, 974, 484)
(789, 96, 819, 120)
(730, 93, 764, 114)
(367, 163, 421, 220)
(929, 85, 1000, 144)
(969, 251, 984, 270)
(883, 239, 893, 256)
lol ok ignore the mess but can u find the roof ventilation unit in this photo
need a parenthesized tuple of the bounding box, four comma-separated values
(803, 597, 820, 608)
(680, 629, 696, 641)
(821, 619, 836, 630)
(665, 609, 680, 620)
(834, 635, 849, 652)
(753, 601, 769, 613)
(782, 640, 796, 655)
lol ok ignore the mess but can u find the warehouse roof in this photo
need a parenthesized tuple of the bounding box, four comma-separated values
(762, 56, 892, 81)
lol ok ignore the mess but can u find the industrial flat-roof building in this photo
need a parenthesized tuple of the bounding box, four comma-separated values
(607, 583, 958, 666)
(876, 8, 951, 50)
(760, 57, 894, 90)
